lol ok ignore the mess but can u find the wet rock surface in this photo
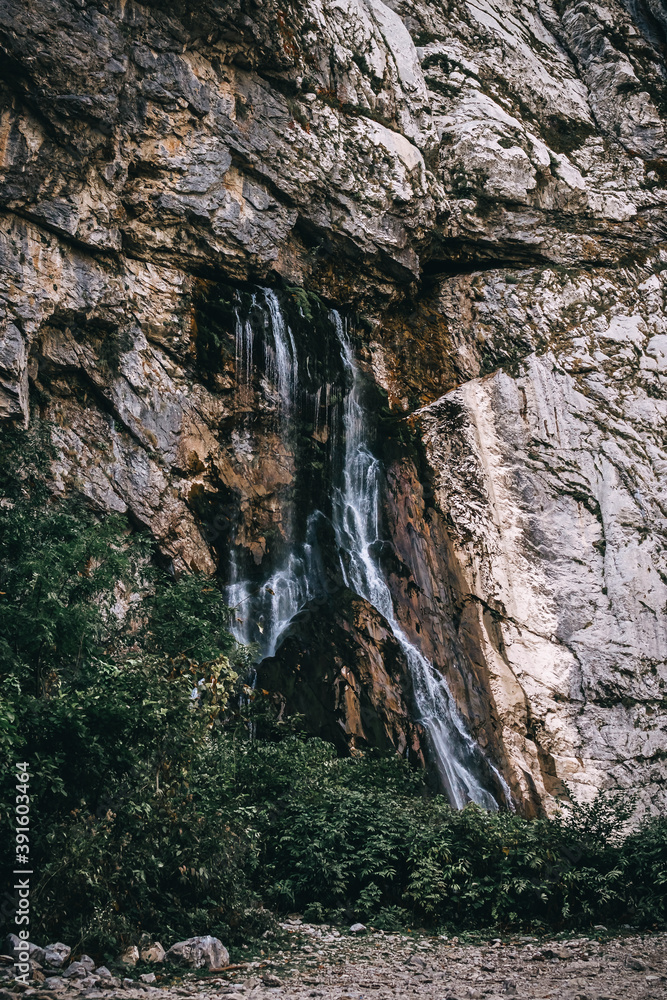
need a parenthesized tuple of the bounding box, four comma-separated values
(3, 926, 667, 1000)
(258, 589, 427, 762)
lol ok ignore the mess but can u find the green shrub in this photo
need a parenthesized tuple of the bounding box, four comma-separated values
(229, 742, 666, 932)
(0, 422, 246, 952)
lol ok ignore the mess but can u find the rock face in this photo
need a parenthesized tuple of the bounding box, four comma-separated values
(258, 589, 427, 762)
(415, 263, 667, 812)
(1, 0, 667, 814)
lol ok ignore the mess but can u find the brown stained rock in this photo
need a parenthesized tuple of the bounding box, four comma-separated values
(258, 588, 427, 764)
(140, 944, 166, 965)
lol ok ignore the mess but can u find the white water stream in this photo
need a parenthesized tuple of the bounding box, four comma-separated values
(331, 317, 505, 809)
(227, 291, 508, 809)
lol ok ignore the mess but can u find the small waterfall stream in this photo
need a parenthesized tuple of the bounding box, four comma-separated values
(227, 289, 507, 809)
(226, 288, 325, 658)
(332, 318, 505, 809)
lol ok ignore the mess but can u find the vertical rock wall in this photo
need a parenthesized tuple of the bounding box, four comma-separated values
(2, 0, 667, 812)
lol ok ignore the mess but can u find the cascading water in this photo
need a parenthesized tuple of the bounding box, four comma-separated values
(331, 317, 508, 810)
(227, 289, 509, 809)
(227, 288, 330, 659)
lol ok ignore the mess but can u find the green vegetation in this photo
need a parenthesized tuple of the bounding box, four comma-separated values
(0, 423, 666, 958)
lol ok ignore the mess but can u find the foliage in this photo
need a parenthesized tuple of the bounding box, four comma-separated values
(140, 573, 236, 662)
(229, 741, 666, 932)
(0, 422, 244, 952)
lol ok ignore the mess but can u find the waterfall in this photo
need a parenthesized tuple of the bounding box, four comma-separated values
(227, 288, 327, 659)
(229, 515, 325, 659)
(331, 316, 508, 810)
(263, 289, 299, 415)
(227, 289, 509, 809)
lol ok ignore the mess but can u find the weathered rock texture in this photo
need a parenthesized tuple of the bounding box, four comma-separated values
(2, 0, 667, 814)
(258, 589, 428, 763)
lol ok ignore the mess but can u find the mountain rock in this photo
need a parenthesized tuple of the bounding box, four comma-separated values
(1, 0, 666, 814)
(258, 589, 427, 763)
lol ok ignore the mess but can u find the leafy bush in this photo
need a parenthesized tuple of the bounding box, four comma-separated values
(0, 422, 246, 952)
(226, 740, 667, 932)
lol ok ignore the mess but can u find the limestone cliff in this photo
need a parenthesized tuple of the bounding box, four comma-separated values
(1, 0, 666, 814)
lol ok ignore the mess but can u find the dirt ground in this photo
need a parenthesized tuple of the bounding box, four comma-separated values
(4, 921, 667, 1000)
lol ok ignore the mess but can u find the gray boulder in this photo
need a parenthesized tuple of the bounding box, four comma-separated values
(79, 956, 95, 973)
(44, 943, 71, 968)
(95, 968, 120, 987)
(28, 944, 46, 965)
(165, 936, 229, 970)
(6, 936, 46, 966)
(62, 962, 88, 979)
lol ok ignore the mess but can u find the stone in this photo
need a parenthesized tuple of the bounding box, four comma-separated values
(27, 946, 46, 967)
(139, 944, 165, 964)
(119, 947, 139, 967)
(44, 945, 71, 969)
(626, 958, 646, 971)
(165, 937, 229, 971)
(6, 940, 46, 968)
(94, 968, 112, 979)
(349, 924, 366, 935)
(78, 958, 95, 974)
(258, 593, 426, 764)
(261, 973, 284, 987)
(62, 963, 88, 980)
(139, 974, 156, 984)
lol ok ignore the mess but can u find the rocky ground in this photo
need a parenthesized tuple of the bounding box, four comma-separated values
(4, 922, 667, 1000)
